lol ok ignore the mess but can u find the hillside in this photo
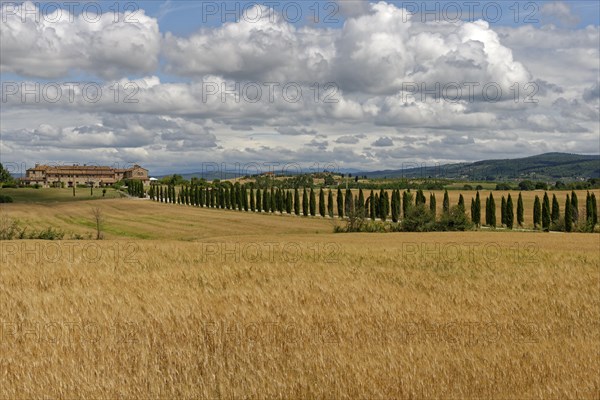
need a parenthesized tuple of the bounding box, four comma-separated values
(361, 153, 600, 181)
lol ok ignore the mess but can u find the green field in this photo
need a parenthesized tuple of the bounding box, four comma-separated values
(0, 187, 125, 203)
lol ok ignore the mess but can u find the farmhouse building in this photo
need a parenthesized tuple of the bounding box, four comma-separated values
(21, 164, 149, 188)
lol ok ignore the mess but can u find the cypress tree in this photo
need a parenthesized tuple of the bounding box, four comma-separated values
(443, 190, 450, 214)
(345, 189, 354, 216)
(415, 189, 426, 206)
(256, 188, 262, 212)
(218, 187, 224, 208)
(380, 191, 388, 222)
(286, 191, 293, 214)
(585, 192, 592, 225)
(263, 188, 269, 212)
(270, 187, 276, 213)
(369, 190, 375, 220)
(517, 192, 524, 227)
(319, 188, 325, 217)
(533, 195, 541, 229)
(396, 190, 402, 220)
(551, 194, 559, 224)
(310, 188, 316, 216)
(327, 190, 334, 218)
(501, 196, 507, 226)
(489, 193, 496, 228)
(294, 188, 300, 215)
(506, 194, 514, 229)
(458, 194, 465, 211)
(242, 186, 248, 211)
(571, 191, 579, 223)
(274, 188, 280, 212)
(391, 190, 399, 223)
(302, 188, 309, 216)
(475, 191, 481, 227)
(225, 187, 232, 209)
(250, 188, 255, 212)
(430, 193, 437, 216)
(565, 194, 572, 232)
(337, 188, 344, 218)
(358, 189, 365, 213)
(542, 192, 550, 231)
(378, 190, 385, 220)
(374, 194, 380, 218)
(402, 191, 409, 217)
(591, 193, 598, 227)
(471, 198, 476, 225)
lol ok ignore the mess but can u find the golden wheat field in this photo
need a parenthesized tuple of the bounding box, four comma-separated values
(1, 197, 599, 398)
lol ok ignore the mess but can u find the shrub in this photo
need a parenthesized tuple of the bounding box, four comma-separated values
(437, 206, 474, 231)
(401, 204, 436, 232)
(0, 194, 14, 203)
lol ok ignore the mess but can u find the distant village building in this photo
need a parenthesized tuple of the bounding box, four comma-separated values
(21, 164, 149, 188)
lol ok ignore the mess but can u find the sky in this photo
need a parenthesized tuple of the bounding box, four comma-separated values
(1, 0, 599, 176)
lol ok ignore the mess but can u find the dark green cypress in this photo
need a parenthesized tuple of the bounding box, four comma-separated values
(380, 190, 388, 222)
(319, 188, 325, 217)
(500, 196, 506, 226)
(374, 194, 380, 218)
(256, 188, 262, 212)
(345, 189, 353, 216)
(294, 188, 300, 215)
(506, 194, 514, 229)
(270, 187, 276, 213)
(430, 193, 437, 216)
(327, 190, 334, 218)
(571, 191, 579, 223)
(458, 194, 465, 211)
(310, 188, 316, 216)
(358, 189, 365, 213)
(250, 188, 255, 212)
(489, 193, 496, 228)
(337, 188, 344, 218)
(585, 192, 592, 225)
(551, 194, 559, 224)
(225, 187, 231, 209)
(542, 192, 550, 231)
(533, 195, 541, 228)
(286, 191, 293, 214)
(369, 190, 375, 221)
(565, 194, 572, 232)
(242, 186, 248, 211)
(475, 191, 481, 227)
(443, 190, 450, 214)
(391, 190, 399, 223)
(263, 187, 269, 212)
(402, 191, 413, 218)
(591, 193, 598, 227)
(471, 198, 476, 225)
(302, 188, 309, 216)
(517, 192, 524, 227)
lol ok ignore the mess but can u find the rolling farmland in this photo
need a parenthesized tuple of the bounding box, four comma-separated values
(1, 194, 599, 398)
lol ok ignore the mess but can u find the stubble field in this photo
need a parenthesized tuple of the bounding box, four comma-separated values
(1, 196, 599, 398)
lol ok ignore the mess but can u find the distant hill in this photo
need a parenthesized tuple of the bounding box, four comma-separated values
(360, 153, 600, 181)
(155, 153, 600, 182)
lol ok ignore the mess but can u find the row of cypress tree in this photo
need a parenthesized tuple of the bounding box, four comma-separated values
(532, 191, 598, 232)
(148, 184, 598, 231)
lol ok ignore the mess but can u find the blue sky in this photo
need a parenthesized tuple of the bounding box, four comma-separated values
(1, 1, 599, 175)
